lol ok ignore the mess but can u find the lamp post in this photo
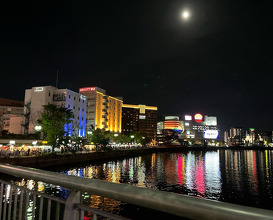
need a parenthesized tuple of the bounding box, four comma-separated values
(35, 125, 42, 132)
(130, 135, 135, 146)
(35, 125, 42, 140)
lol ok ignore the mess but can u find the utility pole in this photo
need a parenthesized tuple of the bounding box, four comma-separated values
(56, 69, 59, 88)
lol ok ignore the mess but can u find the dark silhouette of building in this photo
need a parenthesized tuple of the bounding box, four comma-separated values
(122, 104, 157, 141)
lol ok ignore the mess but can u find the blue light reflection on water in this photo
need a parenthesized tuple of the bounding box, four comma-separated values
(58, 150, 273, 210)
(14, 150, 273, 216)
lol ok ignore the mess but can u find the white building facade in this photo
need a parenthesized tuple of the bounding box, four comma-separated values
(23, 86, 86, 137)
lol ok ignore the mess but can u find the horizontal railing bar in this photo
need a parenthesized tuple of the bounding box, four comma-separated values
(0, 179, 66, 205)
(75, 203, 131, 220)
(1, 163, 273, 220)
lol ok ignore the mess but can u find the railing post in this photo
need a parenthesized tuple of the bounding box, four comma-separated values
(63, 191, 81, 220)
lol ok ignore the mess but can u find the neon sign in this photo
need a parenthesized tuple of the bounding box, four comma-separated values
(174, 125, 184, 133)
(194, 113, 203, 123)
(79, 87, 96, 92)
(185, 115, 192, 121)
(34, 87, 43, 92)
(204, 130, 219, 139)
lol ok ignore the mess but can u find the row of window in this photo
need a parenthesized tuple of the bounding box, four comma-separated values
(67, 105, 85, 112)
(68, 95, 85, 103)
(47, 92, 85, 103)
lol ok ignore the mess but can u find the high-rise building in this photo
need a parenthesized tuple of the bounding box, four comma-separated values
(122, 104, 157, 141)
(0, 98, 24, 135)
(79, 87, 123, 132)
(23, 86, 86, 136)
(229, 127, 244, 145)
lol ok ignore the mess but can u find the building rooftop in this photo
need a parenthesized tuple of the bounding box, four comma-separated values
(122, 104, 157, 110)
(0, 98, 24, 107)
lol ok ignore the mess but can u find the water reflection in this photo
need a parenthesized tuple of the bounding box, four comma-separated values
(13, 150, 273, 216)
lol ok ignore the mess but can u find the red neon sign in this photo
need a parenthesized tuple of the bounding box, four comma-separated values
(194, 113, 203, 123)
(79, 87, 96, 92)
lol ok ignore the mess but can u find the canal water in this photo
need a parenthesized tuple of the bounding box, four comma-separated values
(13, 149, 273, 218)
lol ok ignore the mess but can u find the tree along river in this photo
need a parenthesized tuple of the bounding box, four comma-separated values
(12, 149, 273, 218)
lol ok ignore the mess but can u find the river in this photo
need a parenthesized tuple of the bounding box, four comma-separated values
(12, 149, 273, 218)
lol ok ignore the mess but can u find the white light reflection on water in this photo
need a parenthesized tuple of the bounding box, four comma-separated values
(205, 151, 221, 199)
(10, 150, 273, 216)
(185, 152, 195, 191)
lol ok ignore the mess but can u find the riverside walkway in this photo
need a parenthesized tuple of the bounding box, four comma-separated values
(0, 145, 272, 168)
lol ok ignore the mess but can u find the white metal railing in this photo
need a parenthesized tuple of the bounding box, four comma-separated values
(1, 163, 273, 220)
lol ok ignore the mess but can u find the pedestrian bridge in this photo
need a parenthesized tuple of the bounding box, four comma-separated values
(0, 164, 273, 220)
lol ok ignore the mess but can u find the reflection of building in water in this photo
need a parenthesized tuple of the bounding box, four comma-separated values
(177, 155, 185, 185)
(137, 158, 146, 187)
(247, 151, 259, 196)
(164, 153, 178, 184)
(195, 160, 205, 196)
(204, 152, 221, 198)
(87, 195, 121, 213)
(185, 152, 195, 190)
(220, 150, 242, 194)
(218, 150, 273, 207)
(105, 161, 121, 183)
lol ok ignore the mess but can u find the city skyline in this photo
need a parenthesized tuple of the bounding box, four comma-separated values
(1, 0, 272, 131)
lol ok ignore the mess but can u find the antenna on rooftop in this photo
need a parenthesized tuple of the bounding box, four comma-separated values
(56, 69, 59, 88)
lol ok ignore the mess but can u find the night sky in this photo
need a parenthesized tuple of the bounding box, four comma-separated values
(1, 1, 273, 132)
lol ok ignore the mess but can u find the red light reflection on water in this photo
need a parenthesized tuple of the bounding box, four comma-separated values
(177, 155, 184, 185)
(195, 160, 205, 196)
(252, 151, 259, 194)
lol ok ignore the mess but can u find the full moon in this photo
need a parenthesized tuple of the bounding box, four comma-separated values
(182, 10, 190, 19)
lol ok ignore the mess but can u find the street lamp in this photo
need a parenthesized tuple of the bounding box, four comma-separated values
(35, 125, 42, 131)
(130, 135, 135, 146)
(87, 131, 92, 135)
(114, 133, 119, 137)
(35, 125, 42, 140)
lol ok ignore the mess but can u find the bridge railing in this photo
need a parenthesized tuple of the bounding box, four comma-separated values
(1, 163, 273, 220)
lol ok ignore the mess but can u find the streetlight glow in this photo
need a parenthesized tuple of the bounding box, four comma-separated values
(35, 125, 42, 131)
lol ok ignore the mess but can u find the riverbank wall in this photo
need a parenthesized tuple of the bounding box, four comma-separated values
(0, 146, 271, 168)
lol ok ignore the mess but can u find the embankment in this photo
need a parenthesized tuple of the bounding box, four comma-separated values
(0, 145, 271, 168)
